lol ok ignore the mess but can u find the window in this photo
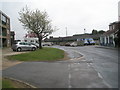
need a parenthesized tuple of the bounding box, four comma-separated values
(2, 15, 6, 23)
(0, 14, 1, 24)
(19, 42, 25, 45)
(25, 42, 31, 45)
(19, 43, 23, 45)
(7, 30, 10, 34)
(7, 19, 10, 24)
(109, 25, 112, 30)
(0, 26, 1, 35)
(36, 41, 38, 43)
(25, 42, 28, 45)
(113, 24, 115, 30)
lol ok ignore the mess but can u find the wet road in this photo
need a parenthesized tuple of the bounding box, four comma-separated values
(3, 46, 118, 88)
(53, 45, 118, 88)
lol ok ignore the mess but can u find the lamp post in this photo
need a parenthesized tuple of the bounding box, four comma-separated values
(84, 28, 86, 34)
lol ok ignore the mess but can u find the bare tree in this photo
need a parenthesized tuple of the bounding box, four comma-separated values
(18, 7, 55, 49)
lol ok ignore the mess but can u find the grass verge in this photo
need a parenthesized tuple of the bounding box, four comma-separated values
(2, 78, 14, 88)
(2, 78, 33, 88)
(7, 47, 65, 61)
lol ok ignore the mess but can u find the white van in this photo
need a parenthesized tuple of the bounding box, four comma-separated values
(84, 38, 95, 45)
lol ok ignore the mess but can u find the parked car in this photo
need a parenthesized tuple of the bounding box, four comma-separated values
(70, 42, 77, 47)
(65, 42, 71, 46)
(12, 42, 37, 52)
(29, 42, 39, 48)
(42, 42, 53, 46)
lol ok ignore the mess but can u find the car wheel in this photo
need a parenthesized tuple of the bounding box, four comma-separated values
(12, 49, 16, 51)
(32, 47, 36, 51)
(17, 48, 22, 52)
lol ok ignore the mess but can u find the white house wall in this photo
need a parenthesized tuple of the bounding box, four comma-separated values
(104, 36, 107, 45)
(112, 34, 115, 47)
(100, 33, 116, 47)
(24, 38, 38, 43)
(107, 36, 109, 44)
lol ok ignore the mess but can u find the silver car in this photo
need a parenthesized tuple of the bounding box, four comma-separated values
(12, 42, 37, 52)
(29, 42, 39, 48)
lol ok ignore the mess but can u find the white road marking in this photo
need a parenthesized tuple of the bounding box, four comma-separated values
(69, 74, 71, 79)
(68, 85, 72, 88)
(74, 68, 79, 71)
(89, 63, 93, 66)
(97, 72, 103, 79)
(68, 64, 72, 88)
(87, 63, 90, 67)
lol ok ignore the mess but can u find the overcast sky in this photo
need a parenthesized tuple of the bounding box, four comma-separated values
(1, 0, 119, 40)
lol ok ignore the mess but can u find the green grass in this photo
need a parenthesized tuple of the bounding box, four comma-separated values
(2, 79, 14, 88)
(7, 47, 64, 61)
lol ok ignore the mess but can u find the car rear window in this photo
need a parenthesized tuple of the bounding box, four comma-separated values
(13, 42, 17, 44)
(19, 42, 24, 45)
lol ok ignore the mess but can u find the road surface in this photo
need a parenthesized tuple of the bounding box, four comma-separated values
(3, 46, 118, 88)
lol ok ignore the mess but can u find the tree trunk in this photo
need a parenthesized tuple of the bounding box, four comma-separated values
(38, 35, 42, 49)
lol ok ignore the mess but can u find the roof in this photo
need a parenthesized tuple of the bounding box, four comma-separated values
(102, 29, 117, 36)
(25, 32, 37, 38)
(0, 10, 10, 19)
(109, 21, 120, 26)
(45, 34, 101, 42)
(102, 21, 120, 36)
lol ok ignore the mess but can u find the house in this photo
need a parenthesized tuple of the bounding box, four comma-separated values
(100, 21, 120, 47)
(24, 32, 38, 43)
(0, 11, 11, 47)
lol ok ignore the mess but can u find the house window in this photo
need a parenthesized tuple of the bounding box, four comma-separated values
(109, 25, 112, 30)
(112, 24, 115, 30)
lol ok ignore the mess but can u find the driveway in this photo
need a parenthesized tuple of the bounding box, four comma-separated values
(2, 46, 118, 88)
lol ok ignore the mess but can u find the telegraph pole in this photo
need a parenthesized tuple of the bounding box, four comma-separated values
(66, 27, 67, 37)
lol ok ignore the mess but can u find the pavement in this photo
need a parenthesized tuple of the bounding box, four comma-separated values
(2, 48, 28, 70)
(2, 45, 118, 88)
(95, 45, 118, 50)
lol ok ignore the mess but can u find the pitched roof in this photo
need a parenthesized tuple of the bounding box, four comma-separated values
(102, 21, 120, 36)
(103, 29, 117, 36)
